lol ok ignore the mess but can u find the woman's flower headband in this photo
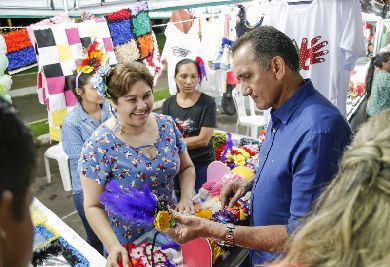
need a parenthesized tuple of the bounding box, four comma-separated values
(75, 40, 111, 97)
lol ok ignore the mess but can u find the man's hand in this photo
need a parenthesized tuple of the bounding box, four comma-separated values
(166, 212, 207, 244)
(220, 179, 251, 208)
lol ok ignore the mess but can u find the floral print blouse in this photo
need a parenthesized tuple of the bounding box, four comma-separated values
(78, 113, 186, 244)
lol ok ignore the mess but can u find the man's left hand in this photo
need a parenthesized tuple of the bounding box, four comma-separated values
(167, 212, 206, 244)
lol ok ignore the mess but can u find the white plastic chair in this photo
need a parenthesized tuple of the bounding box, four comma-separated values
(44, 142, 72, 191)
(232, 87, 268, 139)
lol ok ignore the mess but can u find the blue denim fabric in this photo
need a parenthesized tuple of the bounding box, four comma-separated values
(72, 192, 104, 254)
(194, 163, 208, 192)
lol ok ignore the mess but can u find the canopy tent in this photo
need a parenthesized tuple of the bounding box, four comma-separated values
(0, 0, 252, 18)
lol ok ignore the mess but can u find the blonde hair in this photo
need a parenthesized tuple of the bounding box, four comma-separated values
(279, 108, 390, 267)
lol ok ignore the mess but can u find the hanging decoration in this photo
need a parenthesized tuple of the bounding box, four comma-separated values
(105, 2, 162, 85)
(32, 18, 116, 141)
(2, 28, 37, 74)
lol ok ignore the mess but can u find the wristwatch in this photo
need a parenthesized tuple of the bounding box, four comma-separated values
(219, 223, 235, 247)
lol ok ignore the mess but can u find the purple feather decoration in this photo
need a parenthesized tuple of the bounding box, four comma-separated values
(195, 56, 207, 84)
(160, 241, 181, 251)
(221, 132, 233, 162)
(100, 180, 157, 225)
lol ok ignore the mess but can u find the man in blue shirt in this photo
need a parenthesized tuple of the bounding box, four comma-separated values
(166, 26, 352, 266)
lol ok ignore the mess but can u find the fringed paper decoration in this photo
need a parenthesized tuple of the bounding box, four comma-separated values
(107, 18, 134, 46)
(105, 2, 162, 84)
(132, 11, 152, 37)
(32, 18, 117, 141)
(2, 28, 37, 74)
(142, 32, 163, 86)
(115, 39, 140, 63)
(137, 33, 154, 59)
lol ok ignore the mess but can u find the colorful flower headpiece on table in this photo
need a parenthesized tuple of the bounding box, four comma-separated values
(75, 40, 111, 97)
(100, 180, 176, 232)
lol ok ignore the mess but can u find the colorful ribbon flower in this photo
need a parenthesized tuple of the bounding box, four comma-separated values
(75, 40, 111, 97)
(76, 40, 107, 73)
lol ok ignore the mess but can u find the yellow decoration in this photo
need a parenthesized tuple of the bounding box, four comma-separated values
(49, 126, 61, 141)
(233, 154, 246, 166)
(76, 65, 94, 73)
(195, 209, 213, 220)
(209, 239, 225, 264)
(31, 206, 47, 225)
(52, 108, 68, 127)
(240, 209, 246, 220)
(153, 211, 172, 232)
(232, 166, 255, 180)
(57, 43, 73, 62)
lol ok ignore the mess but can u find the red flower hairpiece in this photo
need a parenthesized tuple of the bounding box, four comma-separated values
(76, 40, 107, 74)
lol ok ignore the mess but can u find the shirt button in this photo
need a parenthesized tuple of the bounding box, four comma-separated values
(272, 128, 276, 133)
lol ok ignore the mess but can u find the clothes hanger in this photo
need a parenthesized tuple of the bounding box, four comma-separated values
(286, 0, 313, 5)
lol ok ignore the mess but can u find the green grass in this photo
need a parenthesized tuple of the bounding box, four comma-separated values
(156, 33, 166, 51)
(28, 119, 49, 140)
(153, 88, 169, 101)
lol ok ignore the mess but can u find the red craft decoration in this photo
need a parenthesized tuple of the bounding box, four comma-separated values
(3, 29, 33, 53)
(106, 9, 132, 21)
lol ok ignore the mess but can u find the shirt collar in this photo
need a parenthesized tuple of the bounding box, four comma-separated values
(272, 79, 315, 125)
(73, 100, 110, 122)
(73, 101, 89, 121)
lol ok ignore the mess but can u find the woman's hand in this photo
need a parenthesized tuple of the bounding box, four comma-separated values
(106, 244, 128, 267)
(176, 197, 195, 214)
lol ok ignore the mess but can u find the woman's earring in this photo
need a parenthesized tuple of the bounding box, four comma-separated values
(116, 121, 124, 136)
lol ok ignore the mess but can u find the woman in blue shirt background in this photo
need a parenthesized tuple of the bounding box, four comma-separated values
(61, 68, 110, 254)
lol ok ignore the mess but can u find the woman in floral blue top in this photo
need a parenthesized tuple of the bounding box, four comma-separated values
(79, 62, 195, 266)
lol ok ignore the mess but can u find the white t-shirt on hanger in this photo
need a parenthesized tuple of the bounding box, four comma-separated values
(198, 16, 226, 97)
(263, 0, 365, 116)
(161, 19, 201, 95)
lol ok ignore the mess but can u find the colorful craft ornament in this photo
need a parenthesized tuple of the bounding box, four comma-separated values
(195, 56, 207, 83)
(76, 40, 111, 97)
(100, 180, 176, 232)
(76, 40, 108, 74)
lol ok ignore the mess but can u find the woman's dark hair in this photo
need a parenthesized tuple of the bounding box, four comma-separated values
(105, 62, 153, 104)
(67, 70, 95, 101)
(365, 52, 390, 98)
(174, 58, 200, 93)
(0, 97, 36, 219)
